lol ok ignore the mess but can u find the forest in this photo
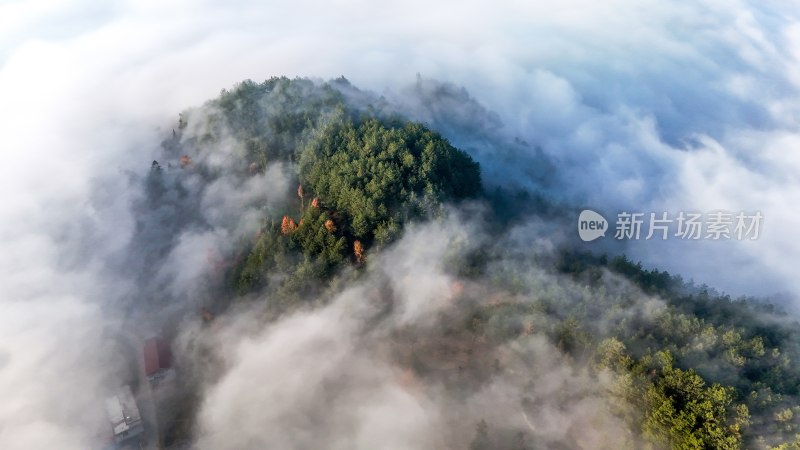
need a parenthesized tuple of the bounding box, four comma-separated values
(139, 77, 800, 449)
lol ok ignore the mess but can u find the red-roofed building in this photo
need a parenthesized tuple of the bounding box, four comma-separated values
(144, 338, 172, 384)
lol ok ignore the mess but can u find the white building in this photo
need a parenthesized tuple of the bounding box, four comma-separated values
(105, 385, 144, 444)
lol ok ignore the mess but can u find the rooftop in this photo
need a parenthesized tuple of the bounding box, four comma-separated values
(104, 385, 142, 437)
(144, 337, 172, 376)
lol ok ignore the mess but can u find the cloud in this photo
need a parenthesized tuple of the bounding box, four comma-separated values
(193, 288, 446, 450)
(190, 217, 644, 449)
(2, 0, 800, 447)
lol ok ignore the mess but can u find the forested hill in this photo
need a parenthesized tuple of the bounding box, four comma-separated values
(138, 77, 800, 449)
(146, 77, 481, 303)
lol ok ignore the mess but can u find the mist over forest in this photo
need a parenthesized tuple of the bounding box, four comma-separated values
(3, 1, 800, 450)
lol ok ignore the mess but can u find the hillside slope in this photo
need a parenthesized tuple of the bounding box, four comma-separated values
(135, 77, 800, 449)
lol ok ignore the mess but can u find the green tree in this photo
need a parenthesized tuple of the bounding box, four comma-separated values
(643, 357, 748, 449)
(298, 118, 481, 244)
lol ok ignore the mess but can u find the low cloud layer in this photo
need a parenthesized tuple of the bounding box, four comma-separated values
(187, 218, 645, 449)
(4, 0, 799, 294)
(2, 0, 800, 448)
